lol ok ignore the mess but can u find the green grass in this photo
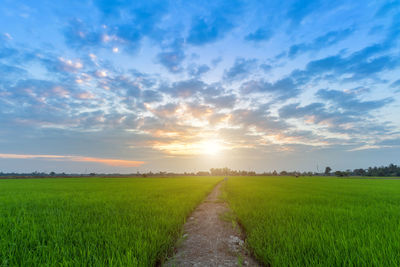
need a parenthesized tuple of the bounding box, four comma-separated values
(0, 177, 221, 266)
(225, 177, 400, 266)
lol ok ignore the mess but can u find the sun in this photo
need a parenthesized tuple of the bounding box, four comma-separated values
(152, 139, 226, 156)
(201, 140, 222, 155)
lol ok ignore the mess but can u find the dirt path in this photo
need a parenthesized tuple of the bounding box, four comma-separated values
(164, 181, 260, 267)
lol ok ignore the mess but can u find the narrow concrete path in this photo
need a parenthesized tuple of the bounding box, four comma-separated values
(164, 181, 260, 267)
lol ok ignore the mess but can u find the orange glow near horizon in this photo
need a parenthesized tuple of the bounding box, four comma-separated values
(78, 157, 144, 167)
(0, 153, 145, 167)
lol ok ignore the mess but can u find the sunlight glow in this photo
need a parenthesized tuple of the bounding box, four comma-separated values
(201, 140, 222, 155)
(152, 139, 226, 156)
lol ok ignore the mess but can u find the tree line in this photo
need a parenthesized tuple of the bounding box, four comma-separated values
(324, 164, 400, 177)
(1, 164, 399, 178)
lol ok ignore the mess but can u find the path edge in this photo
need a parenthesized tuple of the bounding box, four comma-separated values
(157, 179, 224, 266)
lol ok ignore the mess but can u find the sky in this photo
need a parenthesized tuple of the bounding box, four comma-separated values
(0, 0, 399, 173)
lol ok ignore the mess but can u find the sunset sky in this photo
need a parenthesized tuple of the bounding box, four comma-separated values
(0, 0, 399, 173)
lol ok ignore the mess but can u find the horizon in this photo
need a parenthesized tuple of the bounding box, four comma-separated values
(1, 0, 400, 173)
(1, 163, 399, 176)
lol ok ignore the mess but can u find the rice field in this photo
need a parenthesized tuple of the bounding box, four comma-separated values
(3, 176, 400, 266)
(225, 177, 400, 266)
(0, 177, 221, 266)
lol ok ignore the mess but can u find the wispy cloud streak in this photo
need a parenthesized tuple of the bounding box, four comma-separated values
(0, 154, 145, 167)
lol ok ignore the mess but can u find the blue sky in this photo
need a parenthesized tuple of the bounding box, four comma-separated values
(0, 0, 399, 173)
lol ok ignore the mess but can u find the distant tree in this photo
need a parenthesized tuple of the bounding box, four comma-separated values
(272, 170, 278, 176)
(210, 168, 232, 176)
(335, 171, 349, 177)
(353, 168, 366, 176)
(362, 164, 400, 177)
(49, 171, 56, 176)
(324, 166, 332, 175)
(335, 171, 343, 177)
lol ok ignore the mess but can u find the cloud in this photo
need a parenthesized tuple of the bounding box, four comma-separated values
(316, 89, 393, 113)
(375, 1, 399, 17)
(224, 58, 257, 81)
(95, 0, 168, 22)
(188, 64, 211, 77)
(142, 90, 163, 103)
(278, 98, 392, 137)
(204, 94, 237, 108)
(230, 108, 289, 133)
(161, 79, 205, 98)
(278, 102, 341, 124)
(63, 19, 104, 49)
(6, 79, 72, 102)
(288, 28, 354, 58)
(240, 78, 300, 99)
(0, 45, 18, 60)
(156, 50, 185, 73)
(113, 24, 144, 51)
(156, 39, 185, 73)
(291, 42, 400, 84)
(245, 28, 272, 42)
(390, 79, 400, 88)
(0, 153, 145, 167)
(279, 101, 387, 136)
(0, 79, 80, 130)
(129, 69, 157, 88)
(288, 14, 399, 83)
(64, 1, 169, 51)
(260, 63, 272, 72)
(40, 56, 84, 74)
(286, 0, 323, 25)
(368, 25, 384, 35)
(2, 32, 13, 40)
(0, 71, 143, 132)
(378, 138, 400, 146)
(187, 17, 233, 45)
(106, 75, 142, 97)
(186, 0, 242, 45)
(211, 57, 222, 66)
(0, 63, 27, 79)
(78, 157, 144, 167)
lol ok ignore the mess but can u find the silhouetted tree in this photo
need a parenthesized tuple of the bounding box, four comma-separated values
(324, 166, 332, 175)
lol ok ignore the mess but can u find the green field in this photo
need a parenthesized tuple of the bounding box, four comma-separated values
(225, 177, 400, 266)
(2, 176, 400, 266)
(0, 177, 221, 266)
